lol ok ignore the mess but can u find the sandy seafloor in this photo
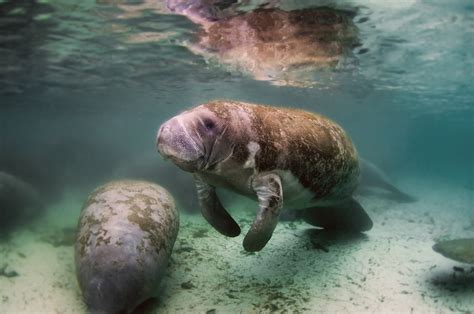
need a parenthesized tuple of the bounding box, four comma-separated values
(1, 177, 473, 313)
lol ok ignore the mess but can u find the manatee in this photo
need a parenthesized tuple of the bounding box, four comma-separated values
(113, 154, 200, 212)
(433, 238, 474, 264)
(157, 100, 372, 252)
(165, 0, 359, 87)
(0, 171, 43, 236)
(186, 7, 358, 87)
(75, 180, 179, 313)
(103, 1, 359, 86)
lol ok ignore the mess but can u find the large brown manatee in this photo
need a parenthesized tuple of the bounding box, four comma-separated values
(157, 100, 372, 252)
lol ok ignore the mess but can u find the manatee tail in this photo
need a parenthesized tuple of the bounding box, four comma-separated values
(359, 159, 417, 203)
(302, 199, 373, 232)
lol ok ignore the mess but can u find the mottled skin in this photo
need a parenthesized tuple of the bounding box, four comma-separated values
(75, 180, 179, 313)
(99, 1, 359, 86)
(433, 238, 474, 264)
(157, 100, 372, 252)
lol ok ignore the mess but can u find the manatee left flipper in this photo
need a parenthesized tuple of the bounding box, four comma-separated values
(194, 175, 241, 237)
(303, 198, 373, 232)
(243, 173, 283, 252)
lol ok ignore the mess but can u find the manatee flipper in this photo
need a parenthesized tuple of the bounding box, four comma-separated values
(303, 199, 373, 232)
(194, 175, 241, 237)
(243, 173, 283, 252)
(359, 159, 416, 203)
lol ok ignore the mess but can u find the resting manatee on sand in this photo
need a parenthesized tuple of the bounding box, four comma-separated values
(157, 100, 372, 252)
(75, 180, 179, 313)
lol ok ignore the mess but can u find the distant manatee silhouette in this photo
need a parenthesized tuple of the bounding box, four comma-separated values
(357, 159, 417, 203)
(0, 171, 44, 236)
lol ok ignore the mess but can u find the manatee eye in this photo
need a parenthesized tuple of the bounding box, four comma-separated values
(203, 118, 215, 130)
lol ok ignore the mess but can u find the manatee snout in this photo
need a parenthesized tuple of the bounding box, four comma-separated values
(157, 117, 204, 172)
(83, 268, 144, 314)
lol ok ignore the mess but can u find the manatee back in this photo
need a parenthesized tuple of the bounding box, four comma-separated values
(250, 104, 360, 200)
(75, 180, 179, 313)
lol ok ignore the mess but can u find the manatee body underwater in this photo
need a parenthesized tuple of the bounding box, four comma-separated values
(74, 180, 179, 313)
(156, 100, 373, 252)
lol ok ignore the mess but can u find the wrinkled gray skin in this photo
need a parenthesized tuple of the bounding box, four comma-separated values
(0, 171, 43, 236)
(75, 180, 179, 314)
(157, 100, 372, 252)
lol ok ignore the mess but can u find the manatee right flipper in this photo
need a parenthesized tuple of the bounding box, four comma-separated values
(194, 175, 241, 237)
(303, 198, 373, 232)
(243, 173, 283, 252)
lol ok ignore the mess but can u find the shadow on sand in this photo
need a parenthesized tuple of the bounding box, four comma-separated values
(427, 267, 474, 294)
(302, 228, 369, 251)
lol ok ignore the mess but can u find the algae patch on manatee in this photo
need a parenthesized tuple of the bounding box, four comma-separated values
(433, 238, 474, 264)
